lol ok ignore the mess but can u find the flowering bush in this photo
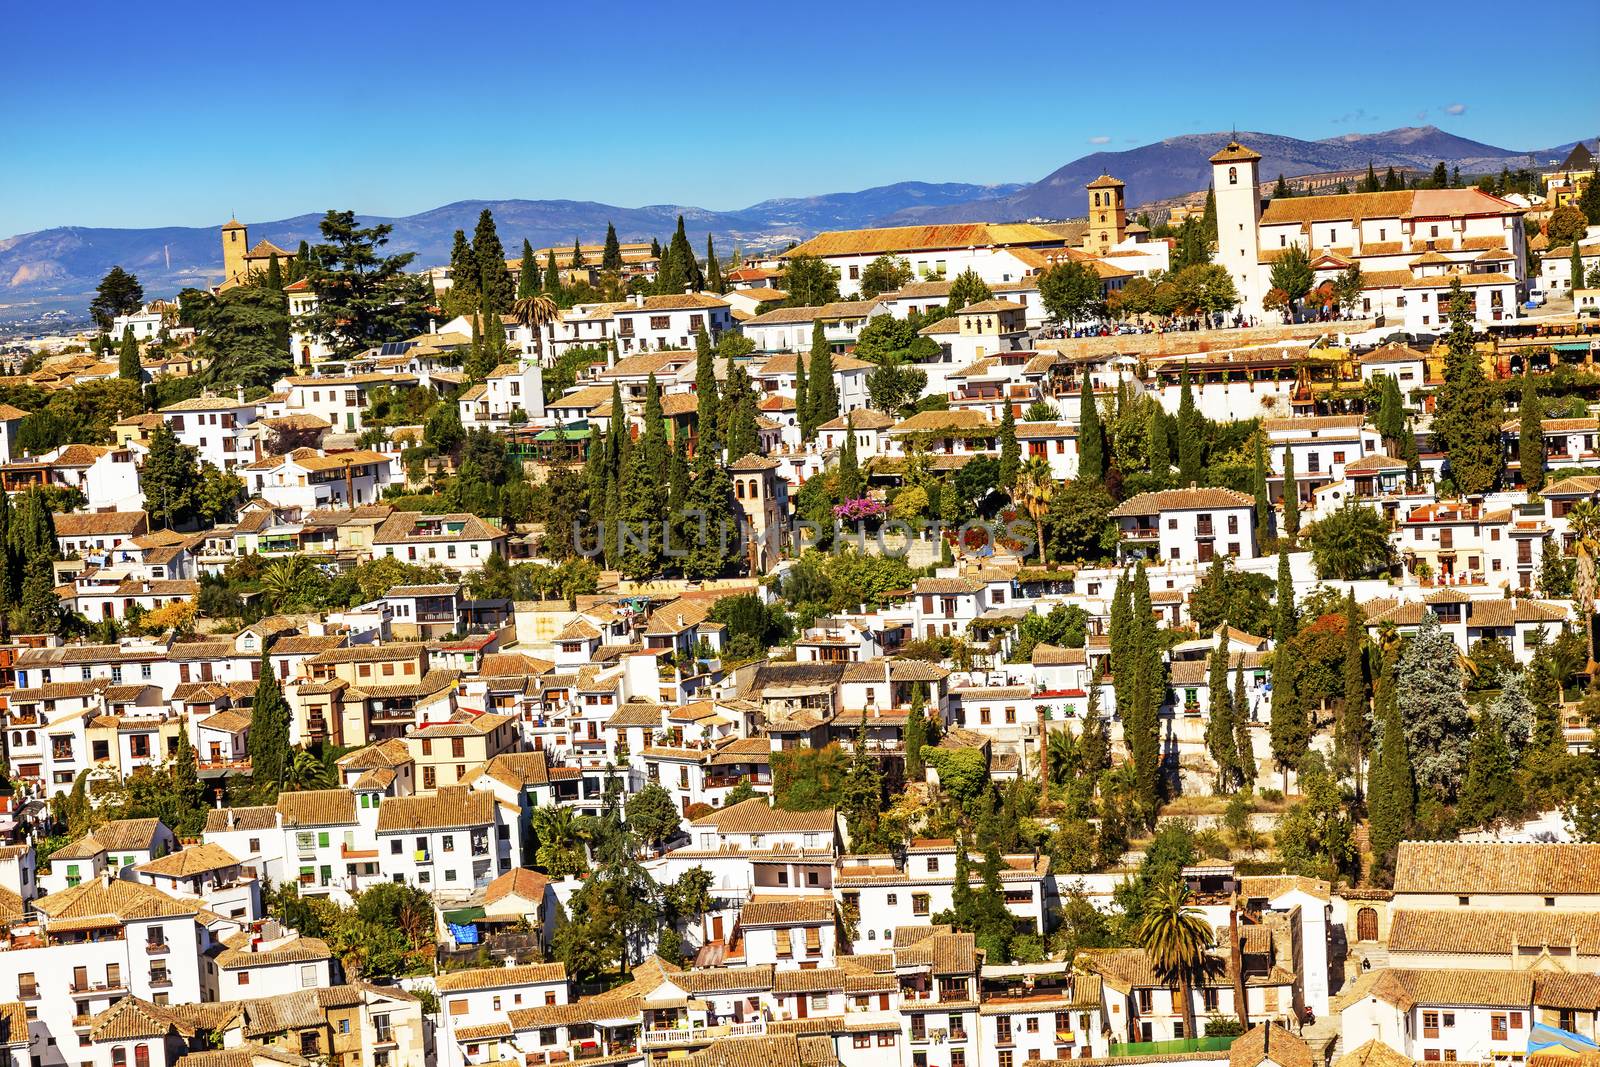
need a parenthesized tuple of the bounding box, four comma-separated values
(833, 497, 886, 521)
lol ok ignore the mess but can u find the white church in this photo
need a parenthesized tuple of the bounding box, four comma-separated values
(1211, 140, 1527, 332)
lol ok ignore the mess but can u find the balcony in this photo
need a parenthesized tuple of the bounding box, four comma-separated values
(1108, 1037, 1237, 1058)
(71, 978, 128, 999)
(148, 973, 172, 989)
(145, 940, 170, 956)
(641, 1022, 765, 1048)
(342, 844, 379, 860)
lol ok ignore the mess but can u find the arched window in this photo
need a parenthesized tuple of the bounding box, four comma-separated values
(735, 480, 745, 499)
(1093, 193, 1100, 207)
(26, 731, 35, 746)
(1229, 167, 1238, 185)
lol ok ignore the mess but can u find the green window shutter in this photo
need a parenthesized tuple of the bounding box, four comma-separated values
(318, 832, 330, 847)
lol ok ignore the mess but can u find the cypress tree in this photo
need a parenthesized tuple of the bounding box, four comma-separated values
(248, 651, 291, 795)
(518, 240, 538, 300)
(1078, 368, 1104, 482)
(723, 360, 760, 461)
(602, 223, 623, 273)
(118, 326, 141, 382)
(1339, 591, 1371, 789)
(1233, 656, 1255, 789)
(1109, 571, 1133, 729)
(1275, 544, 1296, 644)
(794, 347, 811, 440)
(287, 240, 310, 283)
(1281, 447, 1299, 540)
(668, 432, 690, 517)
(616, 441, 663, 579)
(1375, 373, 1406, 447)
(1128, 564, 1162, 822)
(571, 238, 586, 269)
(473, 208, 514, 308)
(1433, 279, 1503, 494)
(543, 250, 561, 294)
(1361, 161, 1380, 193)
(683, 443, 739, 579)
(641, 374, 670, 492)
(263, 252, 283, 292)
(447, 229, 478, 315)
(705, 235, 724, 294)
(1147, 404, 1171, 489)
(807, 327, 838, 429)
(1459, 713, 1520, 829)
(1269, 646, 1306, 792)
(905, 684, 927, 781)
(838, 412, 863, 502)
(693, 329, 719, 456)
(1520, 371, 1546, 493)
(1201, 185, 1218, 247)
(1253, 432, 1272, 546)
(1383, 166, 1402, 191)
(1367, 650, 1413, 868)
(999, 404, 1020, 490)
(1573, 242, 1585, 294)
(1206, 640, 1238, 791)
(1176, 365, 1203, 485)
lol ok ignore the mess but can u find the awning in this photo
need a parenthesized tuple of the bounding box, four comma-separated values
(442, 906, 486, 924)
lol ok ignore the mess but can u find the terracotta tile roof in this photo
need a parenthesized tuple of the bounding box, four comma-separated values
(137, 843, 240, 878)
(1390, 907, 1600, 956)
(738, 896, 836, 927)
(204, 805, 277, 833)
(484, 867, 551, 905)
(1368, 967, 1534, 1010)
(35, 879, 197, 922)
(216, 931, 332, 970)
(1110, 487, 1253, 516)
(474, 751, 552, 788)
(275, 789, 357, 827)
(1031, 642, 1086, 666)
(689, 797, 835, 834)
(615, 293, 729, 312)
(307, 641, 427, 665)
(1230, 1024, 1313, 1067)
(1335, 1040, 1414, 1067)
(894, 929, 977, 975)
(375, 787, 495, 832)
(1238, 875, 1330, 901)
(1210, 141, 1263, 164)
(55, 511, 149, 537)
(373, 511, 503, 545)
(781, 223, 1063, 259)
(435, 961, 567, 992)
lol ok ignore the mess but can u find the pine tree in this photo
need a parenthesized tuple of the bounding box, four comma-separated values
(602, 223, 623, 273)
(1281, 448, 1299, 540)
(1338, 591, 1371, 788)
(1206, 640, 1238, 791)
(838, 413, 863, 502)
(248, 651, 291, 795)
(518, 239, 538, 300)
(794, 347, 811, 441)
(1078, 368, 1103, 482)
(1433, 279, 1503, 494)
(693, 329, 719, 457)
(807, 328, 838, 430)
(1253, 432, 1272, 546)
(705, 235, 724, 294)
(1272, 174, 1292, 198)
(1398, 612, 1473, 801)
(999, 404, 1020, 489)
(118, 326, 141, 382)
(1275, 544, 1296, 644)
(1233, 656, 1255, 788)
(1519, 372, 1546, 492)
(1176, 365, 1203, 485)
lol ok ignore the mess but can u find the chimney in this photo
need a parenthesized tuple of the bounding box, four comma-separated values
(429, 317, 437, 335)
(236, 385, 245, 404)
(631, 293, 645, 308)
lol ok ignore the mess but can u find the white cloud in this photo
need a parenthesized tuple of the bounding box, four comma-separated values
(1087, 136, 1111, 145)
(1444, 102, 1467, 115)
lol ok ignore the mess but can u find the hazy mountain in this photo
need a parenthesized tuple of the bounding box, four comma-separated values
(0, 181, 1019, 314)
(875, 126, 1587, 225)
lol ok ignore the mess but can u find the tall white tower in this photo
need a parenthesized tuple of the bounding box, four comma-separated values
(1210, 140, 1264, 320)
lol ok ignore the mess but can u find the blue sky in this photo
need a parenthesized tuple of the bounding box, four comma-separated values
(4, 0, 1596, 234)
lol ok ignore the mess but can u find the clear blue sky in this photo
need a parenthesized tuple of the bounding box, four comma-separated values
(4, 0, 1596, 235)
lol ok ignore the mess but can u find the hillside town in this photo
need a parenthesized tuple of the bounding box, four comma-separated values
(1, 129, 1600, 1067)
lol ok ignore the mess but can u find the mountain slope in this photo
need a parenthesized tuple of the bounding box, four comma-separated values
(876, 126, 1581, 225)
(0, 181, 1019, 313)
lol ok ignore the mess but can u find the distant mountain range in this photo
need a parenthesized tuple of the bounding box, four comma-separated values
(1, 125, 1588, 317)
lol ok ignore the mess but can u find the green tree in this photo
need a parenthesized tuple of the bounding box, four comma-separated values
(624, 783, 681, 851)
(142, 424, 200, 529)
(300, 210, 431, 358)
(1281, 447, 1299, 540)
(840, 721, 886, 852)
(446, 229, 478, 315)
(1044, 478, 1119, 563)
(837, 413, 863, 502)
(1268, 244, 1314, 319)
(1205, 641, 1238, 791)
(860, 255, 913, 299)
(1077, 369, 1104, 482)
(248, 652, 291, 796)
(795, 345, 812, 441)
(543, 249, 562, 294)
(1398, 612, 1472, 801)
(118, 326, 141, 382)
(517, 239, 538, 300)
(807, 330, 838, 430)
(780, 255, 840, 307)
(1038, 260, 1104, 328)
(602, 223, 623, 272)
(683, 444, 740, 579)
(1252, 432, 1272, 544)
(948, 268, 993, 310)
(1176, 366, 1202, 485)
(1459, 712, 1522, 830)
(1274, 544, 1296, 643)
(905, 684, 928, 780)
(1432, 278, 1502, 494)
(188, 286, 294, 391)
(1275, 753, 1354, 879)
(1519, 373, 1547, 492)
(1233, 657, 1256, 789)
(999, 403, 1020, 489)
(705, 235, 724, 294)
(1269, 644, 1307, 792)
(693, 329, 719, 455)
(1549, 205, 1588, 245)
(1338, 592, 1370, 783)
(1360, 161, 1381, 193)
(1308, 501, 1393, 579)
(90, 266, 144, 332)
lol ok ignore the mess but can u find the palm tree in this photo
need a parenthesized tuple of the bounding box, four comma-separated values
(532, 805, 591, 878)
(1136, 880, 1218, 1042)
(1046, 725, 1078, 788)
(1568, 499, 1600, 667)
(1015, 455, 1056, 564)
(261, 556, 310, 611)
(513, 294, 560, 362)
(281, 748, 333, 792)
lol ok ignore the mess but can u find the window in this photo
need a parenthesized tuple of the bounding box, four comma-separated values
(1229, 167, 1238, 185)
(886, 894, 897, 906)
(1000, 1052, 1014, 1067)
(853, 1036, 871, 1049)
(912, 894, 930, 916)
(877, 1034, 896, 1047)
(810, 994, 828, 1010)
(238, 971, 251, 986)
